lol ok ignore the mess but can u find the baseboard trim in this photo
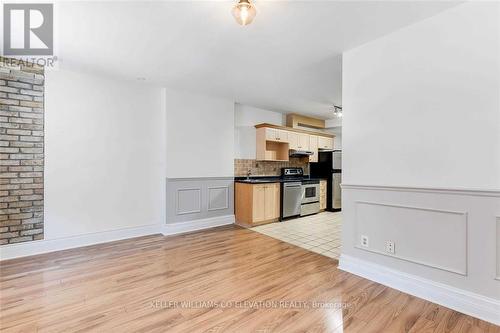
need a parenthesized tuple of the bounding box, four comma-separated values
(0, 216, 236, 260)
(162, 215, 235, 236)
(338, 254, 500, 326)
(0, 224, 160, 261)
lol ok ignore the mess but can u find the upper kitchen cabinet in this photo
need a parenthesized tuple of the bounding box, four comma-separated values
(288, 132, 298, 150)
(290, 132, 319, 153)
(297, 133, 309, 150)
(256, 127, 289, 161)
(309, 135, 318, 162)
(318, 136, 334, 150)
(265, 128, 289, 143)
(255, 124, 334, 162)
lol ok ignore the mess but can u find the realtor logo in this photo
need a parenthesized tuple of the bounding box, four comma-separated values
(3, 3, 53, 56)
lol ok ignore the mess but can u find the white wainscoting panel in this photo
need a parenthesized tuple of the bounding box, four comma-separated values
(166, 177, 234, 224)
(354, 201, 467, 275)
(341, 184, 500, 317)
(496, 217, 500, 280)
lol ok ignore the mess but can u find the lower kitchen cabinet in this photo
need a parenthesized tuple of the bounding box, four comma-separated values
(319, 179, 327, 210)
(235, 182, 280, 226)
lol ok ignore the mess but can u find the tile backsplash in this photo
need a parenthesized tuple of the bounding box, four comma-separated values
(235, 158, 310, 177)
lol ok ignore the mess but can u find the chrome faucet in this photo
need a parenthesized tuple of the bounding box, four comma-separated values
(246, 170, 252, 180)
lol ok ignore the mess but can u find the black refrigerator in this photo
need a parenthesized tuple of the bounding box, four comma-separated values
(310, 150, 342, 211)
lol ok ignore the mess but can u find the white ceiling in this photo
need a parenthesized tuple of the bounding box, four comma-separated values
(56, 1, 459, 118)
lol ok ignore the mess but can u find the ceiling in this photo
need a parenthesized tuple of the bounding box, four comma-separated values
(56, 1, 460, 118)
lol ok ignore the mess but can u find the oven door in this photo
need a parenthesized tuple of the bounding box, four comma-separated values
(301, 184, 319, 204)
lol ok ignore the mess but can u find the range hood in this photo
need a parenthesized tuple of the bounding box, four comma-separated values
(289, 149, 314, 157)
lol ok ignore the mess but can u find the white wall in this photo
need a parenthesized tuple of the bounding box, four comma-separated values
(325, 118, 342, 149)
(44, 69, 166, 239)
(234, 103, 285, 159)
(343, 2, 500, 190)
(165, 89, 234, 178)
(330, 129, 342, 149)
(341, 2, 500, 323)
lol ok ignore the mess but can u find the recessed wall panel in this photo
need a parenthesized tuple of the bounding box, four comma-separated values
(208, 186, 228, 211)
(355, 201, 467, 275)
(176, 188, 201, 215)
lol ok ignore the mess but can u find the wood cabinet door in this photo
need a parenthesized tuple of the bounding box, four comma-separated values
(265, 128, 288, 143)
(297, 133, 309, 150)
(264, 184, 280, 220)
(309, 135, 318, 162)
(277, 130, 289, 143)
(319, 180, 327, 210)
(265, 128, 278, 141)
(273, 183, 280, 218)
(318, 136, 334, 150)
(252, 185, 266, 223)
(288, 132, 299, 149)
(320, 195, 327, 210)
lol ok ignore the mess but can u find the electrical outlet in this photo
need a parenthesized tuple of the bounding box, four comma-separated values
(385, 241, 395, 254)
(361, 235, 369, 247)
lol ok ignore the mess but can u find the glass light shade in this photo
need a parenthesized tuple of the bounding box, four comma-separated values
(333, 106, 343, 118)
(232, 0, 256, 26)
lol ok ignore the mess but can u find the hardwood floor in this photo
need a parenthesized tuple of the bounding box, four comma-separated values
(1, 225, 498, 332)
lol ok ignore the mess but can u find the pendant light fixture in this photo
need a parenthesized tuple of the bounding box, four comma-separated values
(232, 0, 257, 26)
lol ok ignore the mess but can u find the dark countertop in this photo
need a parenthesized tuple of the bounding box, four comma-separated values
(235, 177, 281, 184)
(234, 176, 326, 184)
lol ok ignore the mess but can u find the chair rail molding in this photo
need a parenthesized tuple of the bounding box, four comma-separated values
(341, 183, 500, 197)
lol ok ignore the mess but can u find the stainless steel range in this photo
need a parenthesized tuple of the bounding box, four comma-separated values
(281, 168, 320, 219)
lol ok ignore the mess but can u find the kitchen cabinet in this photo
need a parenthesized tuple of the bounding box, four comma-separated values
(252, 185, 266, 223)
(318, 136, 334, 150)
(319, 179, 327, 210)
(265, 128, 288, 143)
(235, 182, 280, 226)
(255, 124, 334, 162)
(297, 133, 309, 150)
(287, 130, 309, 151)
(288, 132, 299, 150)
(263, 184, 280, 220)
(256, 128, 289, 161)
(309, 135, 318, 162)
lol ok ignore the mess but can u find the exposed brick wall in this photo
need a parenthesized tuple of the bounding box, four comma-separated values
(0, 58, 44, 245)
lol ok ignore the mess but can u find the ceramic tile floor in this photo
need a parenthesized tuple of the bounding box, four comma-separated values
(251, 211, 342, 260)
